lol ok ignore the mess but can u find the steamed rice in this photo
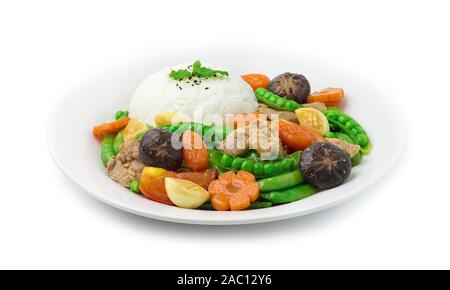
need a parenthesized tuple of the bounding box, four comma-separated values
(129, 63, 258, 125)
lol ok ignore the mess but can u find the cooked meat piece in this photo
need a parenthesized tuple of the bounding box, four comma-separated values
(325, 138, 361, 158)
(219, 127, 249, 156)
(106, 139, 145, 187)
(258, 103, 298, 123)
(219, 118, 285, 160)
(303, 102, 327, 112)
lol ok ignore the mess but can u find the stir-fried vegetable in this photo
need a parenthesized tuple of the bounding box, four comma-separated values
(93, 117, 130, 140)
(165, 178, 210, 209)
(241, 74, 271, 91)
(324, 108, 372, 154)
(209, 149, 301, 178)
(278, 119, 324, 151)
(255, 88, 301, 112)
(260, 184, 318, 204)
(257, 170, 304, 192)
(208, 171, 259, 211)
(182, 130, 209, 172)
(306, 88, 344, 105)
(101, 134, 116, 167)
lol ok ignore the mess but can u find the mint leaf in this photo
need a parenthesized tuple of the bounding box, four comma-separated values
(169, 69, 192, 80)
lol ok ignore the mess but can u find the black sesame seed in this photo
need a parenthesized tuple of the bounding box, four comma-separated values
(205, 87, 209, 90)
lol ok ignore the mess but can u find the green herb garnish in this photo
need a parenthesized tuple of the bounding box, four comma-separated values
(169, 60, 228, 80)
(192, 60, 228, 78)
(169, 69, 192, 81)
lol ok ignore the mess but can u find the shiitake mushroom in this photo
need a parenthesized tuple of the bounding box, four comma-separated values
(139, 128, 182, 171)
(268, 73, 311, 104)
(300, 142, 351, 189)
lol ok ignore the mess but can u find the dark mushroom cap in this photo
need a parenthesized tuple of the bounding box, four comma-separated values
(268, 73, 311, 104)
(139, 128, 182, 171)
(300, 142, 351, 189)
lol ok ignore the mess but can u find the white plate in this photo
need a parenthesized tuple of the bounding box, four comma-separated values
(48, 50, 404, 225)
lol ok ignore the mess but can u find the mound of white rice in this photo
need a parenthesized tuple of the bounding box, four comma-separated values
(129, 63, 258, 125)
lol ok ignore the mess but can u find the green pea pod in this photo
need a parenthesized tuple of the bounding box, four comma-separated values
(260, 184, 318, 204)
(248, 201, 273, 210)
(209, 149, 301, 179)
(208, 149, 228, 174)
(351, 152, 362, 166)
(101, 134, 116, 167)
(257, 170, 304, 192)
(324, 108, 372, 155)
(255, 88, 302, 112)
(113, 130, 125, 154)
(242, 150, 260, 161)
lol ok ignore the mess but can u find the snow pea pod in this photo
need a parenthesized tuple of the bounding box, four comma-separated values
(101, 134, 116, 167)
(255, 88, 302, 112)
(209, 149, 301, 178)
(113, 130, 124, 154)
(257, 170, 304, 192)
(324, 108, 372, 154)
(259, 184, 318, 204)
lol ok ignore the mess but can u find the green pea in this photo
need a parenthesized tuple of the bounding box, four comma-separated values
(350, 127, 363, 135)
(263, 163, 275, 177)
(276, 98, 286, 106)
(269, 95, 277, 102)
(220, 154, 233, 168)
(356, 134, 369, 147)
(263, 91, 272, 99)
(281, 158, 294, 171)
(286, 100, 299, 110)
(130, 180, 140, 193)
(231, 158, 244, 170)
(253, 162, 265, 176)
(241, 160, 254, 172)
(345, 120, 358, 130)
(325, 132, 335, 138)
(272, 162, 284, 175)
(338, 115, 350, 124)
(255, 88, 266, 97)
(325, 110, 339, 120)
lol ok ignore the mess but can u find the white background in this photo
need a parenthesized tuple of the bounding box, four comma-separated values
(1, 0, 449, 269)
